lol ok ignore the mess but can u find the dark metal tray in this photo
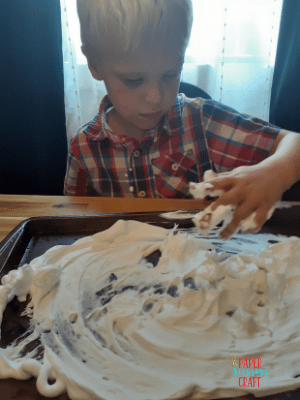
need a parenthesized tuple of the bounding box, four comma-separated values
(0, 208, 300, 400)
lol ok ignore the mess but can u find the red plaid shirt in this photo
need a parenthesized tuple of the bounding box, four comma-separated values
(64, 94, 280, 198)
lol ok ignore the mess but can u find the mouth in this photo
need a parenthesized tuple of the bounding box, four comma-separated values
(140, 111, 163, 120)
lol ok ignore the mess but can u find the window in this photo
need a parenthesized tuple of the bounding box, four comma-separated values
(61, 0, 283, 144)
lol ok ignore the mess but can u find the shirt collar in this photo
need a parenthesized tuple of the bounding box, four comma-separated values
(84, 94, 181, 143)
(84, 95, 114, 141)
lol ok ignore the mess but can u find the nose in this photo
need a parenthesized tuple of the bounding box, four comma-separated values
(144, 82, 162, 107)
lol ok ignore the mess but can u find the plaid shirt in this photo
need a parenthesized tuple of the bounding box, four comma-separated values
(64, 94, 280, 198)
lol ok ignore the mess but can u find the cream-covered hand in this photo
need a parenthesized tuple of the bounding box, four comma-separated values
(190, 167, 278, 238)
(190, 130, 300, 239)
(196, 165, 281, 238)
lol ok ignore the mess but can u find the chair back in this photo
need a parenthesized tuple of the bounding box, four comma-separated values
(179, 82, 212, 100)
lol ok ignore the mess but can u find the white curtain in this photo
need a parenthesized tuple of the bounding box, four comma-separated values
(61, 0, 283, 146)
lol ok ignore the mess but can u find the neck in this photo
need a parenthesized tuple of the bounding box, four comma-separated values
(107, 109, 150, 141)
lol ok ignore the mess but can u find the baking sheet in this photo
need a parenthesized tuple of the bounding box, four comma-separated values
(1, 208, 300, 400)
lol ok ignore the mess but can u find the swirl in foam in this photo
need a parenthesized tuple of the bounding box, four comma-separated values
(1, 220, 300, 399)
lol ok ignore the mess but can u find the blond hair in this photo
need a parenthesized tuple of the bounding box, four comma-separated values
(77, 0, 193, 66)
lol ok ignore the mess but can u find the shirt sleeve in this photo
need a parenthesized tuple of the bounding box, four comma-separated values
(200, 100, 281, 173)
(64, 139, 90, 196)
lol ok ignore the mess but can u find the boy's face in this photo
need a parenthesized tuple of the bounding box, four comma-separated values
(89, 37, 185, 139)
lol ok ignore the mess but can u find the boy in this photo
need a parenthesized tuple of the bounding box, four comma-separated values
(65, 0, 300, 239)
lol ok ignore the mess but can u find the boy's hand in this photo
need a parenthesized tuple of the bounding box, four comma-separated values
(190, 130, 300, 239)
(206, 164, 284, 239)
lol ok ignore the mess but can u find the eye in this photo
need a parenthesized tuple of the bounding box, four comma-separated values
(163, 71, 181, 81)
(123, 78, 143, 88)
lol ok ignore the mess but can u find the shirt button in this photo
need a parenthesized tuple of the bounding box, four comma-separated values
(172, 163, 179, 171)
(129, 186, 134, 193)
(138, 191, 146, 198)
(133, 150, 140, 158)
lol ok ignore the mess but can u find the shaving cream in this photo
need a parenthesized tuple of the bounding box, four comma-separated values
(1, 220, 300, 399)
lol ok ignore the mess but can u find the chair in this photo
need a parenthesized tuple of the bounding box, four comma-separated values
(179, 81, 212, 100)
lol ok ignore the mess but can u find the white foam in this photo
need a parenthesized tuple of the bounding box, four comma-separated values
(0, 220, 300, 399)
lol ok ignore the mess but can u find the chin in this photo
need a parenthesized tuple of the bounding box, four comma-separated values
(140, 116, 164, 129)
(142, 123, 159, 132)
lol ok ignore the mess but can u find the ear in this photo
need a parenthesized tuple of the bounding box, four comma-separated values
(81, 44, 103, 81)
(88, 62, 103, 81)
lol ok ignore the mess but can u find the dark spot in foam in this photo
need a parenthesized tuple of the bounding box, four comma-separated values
(144, 303, 153, 312)
(294, 374, 300, 378)
(154, 288, 165, 294)
(121, 285, 138, 292)
(167, 285, 179, 298)
(96, 284, 113, 297)
(145, 250, 162, 267)
(257, 301, 265, 307)
(18, 338, 42, 358)
(109, 273, 117, 282)
(34, 346, 45, 361)
(0, 320, 28, 347)
(226, 310, 235, 317)
(257, 291, 264, 295)
(139, 286, 151, 293)
(10, 329, 33, 348)
(82, 360, 87, 363)
(42, 329, 51, 334)
(0, 295, 32, 348)
(153, 284, 165, 294)
(154, 283, 163, 289)
(101, 291, 119, 306)
(268, 240, 279, 244)
(183, 277, 198, 290)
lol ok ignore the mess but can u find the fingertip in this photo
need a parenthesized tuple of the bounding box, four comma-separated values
(219, 228, 232, 240)
(243, 225, 257, 234)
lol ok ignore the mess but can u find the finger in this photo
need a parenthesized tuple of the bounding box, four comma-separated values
(243, 205, 270, 233)
(211, 170, 232, 178)
(211, 187, 243, 211)
(222, 202, 272, 238)
(207, 176, 234, 192)
(219, 202, 257, 239)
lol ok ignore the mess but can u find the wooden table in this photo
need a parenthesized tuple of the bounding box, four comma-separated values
(1, 195, 300, 244)
(0, 194, 212, 244)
